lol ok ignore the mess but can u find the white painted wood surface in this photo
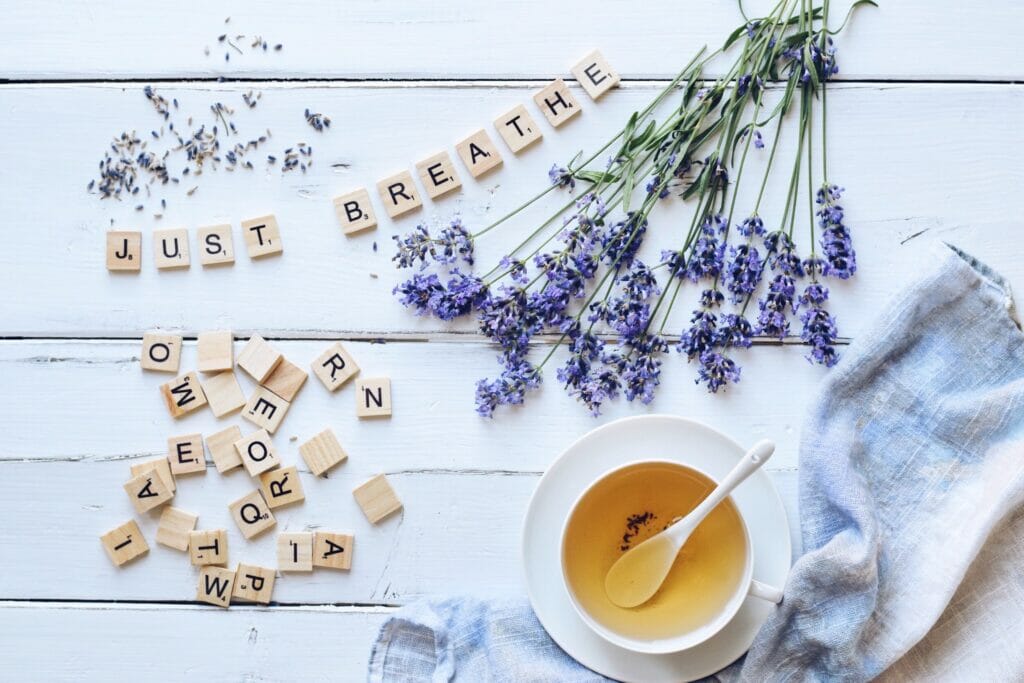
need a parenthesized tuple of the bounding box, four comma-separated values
(1, 1, 1021, 680)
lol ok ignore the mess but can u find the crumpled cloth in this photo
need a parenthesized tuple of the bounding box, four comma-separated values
(368, 243, 1024, 682)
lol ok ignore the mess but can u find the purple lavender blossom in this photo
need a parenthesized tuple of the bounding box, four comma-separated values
(557, 332, 621, 416)
(604, 262, 660, 342)
(738, 215, 765, 237)
(393, 273, 443, 315)
(685, 231, 725, 282)
(549, 164, 575, 190)
(430, 270, 488, 321)
(753, 131, 764, 149)
(645, 175, 671, 200)
(660, 249, 687, 279)
(436, 218, 474, 266)
(816, 184, 857, 279)
(475, 352, 542, 417)
(800, 292, 840, 367)
(700, 289, 725, 308)
(678, 309, 718, 360)
(697, 350, 741, 392)
(392, 218, 474, 269)
(392, 224, 434, 270)
(717, 313, 754, 349)
(799, 282, 829, 308)
(723, 244, 764, 304)
(498, 256, 529, 284)
(601, 212, 648, 267)
(756, 274, 796, 338)
(764, 231, 805, 277)
(621, 334, 667, 404)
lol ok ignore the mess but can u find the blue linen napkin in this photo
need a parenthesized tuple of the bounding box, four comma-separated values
(368, 243, 1024, 682)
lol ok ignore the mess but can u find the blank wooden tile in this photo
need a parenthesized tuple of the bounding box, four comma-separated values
(534, 79, 582, 128)
(571, 49, 620, 101)
(153, 228, 191, 270)
(313, 532, 354, 570)
(197, 330, 233, 373)
(376, 170, 422, 219)
(494, 104, 543, 154)
(299, 428, 348, 477)
(201, 370, 246, 418)
(263, 358, 308, 402)
(197, 566, 235, 608)
(123, 468, 174, 514)
(243, 386, 291, 434)
(106, 231, 142, 272)
(241, 214, 283, 259)
(228, 490, 277, 539)
(415, 151, 462, 200)
(333, 188, 378, 236)
(277, 532, 313, 572)
(456, 129, 503, 179)
(140, 332, 182, 373)
(196, 223, 235, 267)
(311, 342, 360, 392)
(189, 529, 228, 566)
(166, 433, 206, 476)
(206, 425, 243, 473)
(356, 377, 392, 419)
(259, 466, 305, 509)
(232, 563, 276, 604)
(233, 428, 281, 477)
(160, 371, 208, 419)
(100, 520, 149, 567)
(236, 334, 283, 383)
(130, 457, 176, 493)
(156, 506, 198, 551)
(353, 474, 403, 524)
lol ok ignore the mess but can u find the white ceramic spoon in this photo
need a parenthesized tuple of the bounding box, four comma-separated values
(604, 439, 776, 608)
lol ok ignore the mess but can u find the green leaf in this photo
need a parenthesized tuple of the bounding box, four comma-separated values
(723, 23, 749, 51)
(575, 170, 620, 184)
(829, 0, 878, 34)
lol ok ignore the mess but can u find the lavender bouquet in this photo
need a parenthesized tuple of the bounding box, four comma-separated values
(393, 0, 871, 417)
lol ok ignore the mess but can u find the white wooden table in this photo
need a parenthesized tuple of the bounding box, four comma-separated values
(1, 1, 1021, 678)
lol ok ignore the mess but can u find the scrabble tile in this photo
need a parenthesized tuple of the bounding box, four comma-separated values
(197, 566, 235, 608)
(415, 151, 462, 200)
(376, 170, 422, 219)
(160, 371, 208, 419)
(333, 188, 378, 236)
(206, 425, 243, 473)
(228, 490, 277, 539)
(494, 104, 543, 154)
(153, 228, 191, 270)
(197, 330, 233, 373)
(236, 334, 283, 383)
(130, 457, 176, 493)
(534, 79, 581, 128)
(455, 129, 504, 179)
(277, 532, 313, 572)
(311, 342, 360, 392)
(299, 428, 348, 477)
(156, 506, 198, 551)
(100, 520, 149, 567)
(166, 433, 206, 476)
(106, 231, 142, 272)
(353, 474, 403, 524)
(232, 563, 276, 604)
(123, 468, 174, 514)
(196, 223, 235, 267)
(313, 532, 354, 570)
(189, 529, 228, 566)
(571, 49, 620, 100)
(201, 370, 246, 418)
(262, 358, 308, 402)
(243, 386, 291, 434)
(355, 377, 392, 419)
(258, 466, 305, 509)
(233, 428, 281, 477)
(241, 214, 283, 259)
(140, 332, 182, 373)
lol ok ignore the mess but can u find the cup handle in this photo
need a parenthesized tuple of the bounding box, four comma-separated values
(748, 579, 784, 604)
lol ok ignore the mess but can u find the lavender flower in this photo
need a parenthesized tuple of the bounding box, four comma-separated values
(621, 334, 667, 404)
(645, 175, 671, 200)
(754, 131, 765, 149)
(697, 350, 741, 392)
(430, 270, 488, 321)
(723, 244, 764, 304)
(700, 289, 725, 308)
(392, 224, 434, 270)
(660, 249, 687, 279)
(475, 352, 542, 417)
(393, 273, 443, 315)
(557, 332, 621, 416)
(738, 215, 766, 237)
(603, 262, 660, 342)
(601, 212, 648, 267)
(686, 231, 725, 281)
(392, 219, 474, 270)
(498, 256, 529, 284)
(816, 185, 857, 279)
(717, 313, 754, 349)
(764, 230, 805, 277)
(437, 218, 475, 266)
(549, 164, 575, 190)
(756, 274, 796, 338)
(799, 284, 839, 367)
(678, 309, 718, 360)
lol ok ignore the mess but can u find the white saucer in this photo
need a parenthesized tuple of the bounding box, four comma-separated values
(521, 415, 791, 682)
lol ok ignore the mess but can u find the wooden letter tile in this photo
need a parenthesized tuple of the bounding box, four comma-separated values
(299, 428, 348, 477)
(206, 425, 243, 473)
(196, 223, 235, 267)
(356, 377, 392, 419)
(415, 151, 462, 200)
(259, 466, 305, 509)
(312, 342, 360, 392)
(130, 457, 175, 493)
(243, 386, 291, 434)
(106, 231, 142, 272)
(236, 334, 283, 383)
(534, 79, 582, 128)
(313, 532, 354, 570)
(494, 104, 543, 154)
(571, 49, 620, 101)
(153, 228, 191, 270)
(123, 469, 174, 514)
(189, 529, 228, 566)
(353, 474, 403, 524)
(100, 519, 149, 567)
(228, 490, 277, 539)
(456, 129, 503, 179)
(263, 358, 308, 403)
(241, 214, 283, 259)
(166, 433, 206, 476)
(333, 188, 378, 236)
(201, 370, 246, 418)
(277, 532, 313, 572)
(156, 506, 198, 551)
(232, 563, 276, 604)
(376, 170, 422, 219)
(160, 371, 208, 419)
(141, 332, 182, 373)
(197, 566, 235, 608)
(197, 330, 233, 373)
(233, 429, 281, 476)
